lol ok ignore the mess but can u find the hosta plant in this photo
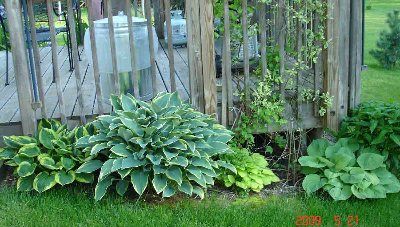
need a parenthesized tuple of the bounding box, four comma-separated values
(299, 138, 400, 201)
(0, 120, 95, 193)
(76, 92, 236, 201)
(218, 147, 279, 192)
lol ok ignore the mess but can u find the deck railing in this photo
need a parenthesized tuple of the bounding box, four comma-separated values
(2, 0, 363, 136)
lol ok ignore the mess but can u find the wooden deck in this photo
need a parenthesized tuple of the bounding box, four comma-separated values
(0, 40, 189, 129)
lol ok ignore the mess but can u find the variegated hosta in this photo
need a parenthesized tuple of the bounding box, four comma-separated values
(76, 92, 236, 201)
(0, 120, 95, 193)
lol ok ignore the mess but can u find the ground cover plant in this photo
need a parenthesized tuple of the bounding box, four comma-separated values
(339, 102, 400, 172)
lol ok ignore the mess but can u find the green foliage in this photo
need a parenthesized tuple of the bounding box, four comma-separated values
(339, 102, 400, 172)
(0, 119, 95, 193)
(370, 10, 400, 69)
(299, 139, 400, 200)
(76, 92, 236, 201)
(219, 147, 279, 192)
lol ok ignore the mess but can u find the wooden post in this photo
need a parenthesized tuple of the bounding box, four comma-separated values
(68, 0, 86, 124)
(154, 0, 165, 39)
(27, 0, 47, 119)
(242, 0, 250, 104)
(186, 0, 217, 116)
(325, 0, 350, 131)
(47, 0, 67, 124)
(87, 0, 105, 114)
(223, 0, 233, 126)
(164, 0, 176, 92)
(126, 0, 140, 98)
(186, 0, 204, 112)
(199, 0, 217, 116)
(5, 0, 36, 135)
(145, 0, 159, 96)
(349, 0, 362, 109)
(106, 0, 121, 95)
(259, 1, 267, 78)
(277, 0, 286, 98)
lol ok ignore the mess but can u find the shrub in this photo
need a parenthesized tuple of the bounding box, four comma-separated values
(75, 92, 236, 201)
(218, 147, 279, 192)
(0, 120, 95, 193)
(370, 10, 400, 69)
(339, 102, 400, 172)
(299, 139, 400, 200)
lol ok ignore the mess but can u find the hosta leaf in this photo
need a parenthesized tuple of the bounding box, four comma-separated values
(302, 174, 325, 195)
(4, 136, 37, 149)
(188, 173, 207, 187)
(192, 186, 205, 199)
(61, 157, 75, 171)
(116, 180, 130, 196)
(19, 145, 41, 157)
(0, 148, 16, 160)
(111, 144, 132, 157)
(118, 128, 134, 142)
(55, 170, 76, 186)
(146, 154, 162, 165)
(121, 118, 144, 137)
(178, 181, 193, 196)
(89, 133, 107, 143)
(75, 173, 94, 183)
(121, 156, 147, 169)
(153, 165, 167, 174)
(17, 175, 35, 192)
(169, 140, 187, 150)
(152, 174, 168, 194)
(33, 172, 57, 193)
(130, 170, 149, 195)
(39, 156, 58, 170)
(17, 161, 36, 177)
(118, 169, 132, 179)
(121, 94, 137, 111)
(110, 95, 123, 111)
(163, 148, 179, 160)
(187, 166, 202, 179)
(216, 160, 237, 174)
(99, 159, 115, 180)
(39, 128, 56, 149)
(331, 150, 355, 171)
(199, 167, 217, 177)
(357, 153, 385, 170)
(307, 139, 330, 157)
(91, 143, 109, 156)
(169, 156, 189, 167)
(191, 157, 212, 170)
(75, 136, 91, 148)
(208, 141, 229, 151)
(76, 160, 104, 173)
(112, 158, 124, 172)
(166, 166, 183, 185)
(163, 137, 179, 146)
(162, 184, 176, 198)
(95, 175, 114, 201)
(152, 92, 171, 111)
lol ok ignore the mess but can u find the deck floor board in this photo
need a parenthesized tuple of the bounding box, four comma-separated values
(0, 44, 190, 126)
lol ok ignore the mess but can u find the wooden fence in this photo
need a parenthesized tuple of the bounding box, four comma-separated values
(1, 0, 362, 137)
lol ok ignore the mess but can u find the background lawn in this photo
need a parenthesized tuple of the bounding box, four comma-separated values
(361, 0, 400, 103)
(0, 186, 400, 227)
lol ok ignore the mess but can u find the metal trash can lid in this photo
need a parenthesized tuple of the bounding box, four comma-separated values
(93, 12, 147, 29)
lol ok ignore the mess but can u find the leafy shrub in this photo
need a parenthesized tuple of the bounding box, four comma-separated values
(218, 147, 279, 192)
(339, 102, 400, 171)
(0, 120, 95, 193)
(299, 139, 400, 200)
(370, 10, 400, 69)
(75, 92, 236, 201)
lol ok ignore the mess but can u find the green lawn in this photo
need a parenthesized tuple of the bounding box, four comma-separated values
(361, 0, 400, 103)
(0, 186, 399, 227)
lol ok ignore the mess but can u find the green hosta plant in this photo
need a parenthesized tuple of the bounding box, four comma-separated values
(299, 138, 400, 201)
(76, 92, 236, 201)
(0, 120, 95, 193)
(219, 147, 279, 192)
